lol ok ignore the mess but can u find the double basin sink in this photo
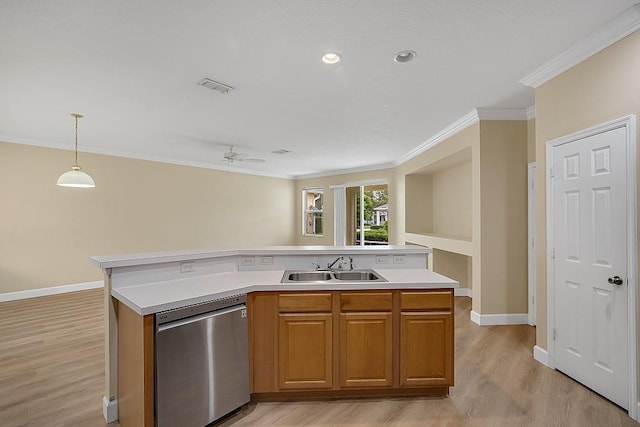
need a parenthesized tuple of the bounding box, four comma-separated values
(281, 269, 387, 283)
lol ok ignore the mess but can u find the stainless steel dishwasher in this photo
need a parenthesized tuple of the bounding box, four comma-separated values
(155, 294, 249, 427)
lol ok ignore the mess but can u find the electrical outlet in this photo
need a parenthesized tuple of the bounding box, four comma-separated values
(180, 261, 196, 273)
(393, 255, 406, 264)
(240, 256, 255, 266)
(260, 256, 273, 265)
(376, 255, 390, 264)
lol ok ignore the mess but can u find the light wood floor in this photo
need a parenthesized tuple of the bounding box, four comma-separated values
(0, 290, 636, 427)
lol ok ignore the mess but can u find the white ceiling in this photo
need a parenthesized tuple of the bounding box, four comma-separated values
(1, 1, 636, 178)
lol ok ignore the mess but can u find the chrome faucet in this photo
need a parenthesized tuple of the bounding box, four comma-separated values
(327, 256, 354, 271)
(327, 256, 343, 270)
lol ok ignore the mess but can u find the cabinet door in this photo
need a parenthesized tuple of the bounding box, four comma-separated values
(400, 312, 453, 386)
(278, 313, 333, 389)
(340, 312, 393, 388)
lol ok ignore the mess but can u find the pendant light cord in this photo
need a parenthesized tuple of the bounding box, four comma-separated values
(70, 113, 83, 166)
(74, 114, 79, 165)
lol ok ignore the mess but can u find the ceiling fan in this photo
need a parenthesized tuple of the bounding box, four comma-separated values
(223, 146, 265, 164)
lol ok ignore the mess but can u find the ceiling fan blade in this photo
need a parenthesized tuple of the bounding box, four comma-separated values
(220, 145, 264, 163)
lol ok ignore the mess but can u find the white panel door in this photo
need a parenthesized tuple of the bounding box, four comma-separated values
(552, 126, 628, 409)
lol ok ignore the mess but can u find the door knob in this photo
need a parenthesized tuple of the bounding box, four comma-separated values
(608, 276, 624, 286)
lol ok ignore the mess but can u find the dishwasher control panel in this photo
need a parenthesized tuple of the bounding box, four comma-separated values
(156, 294, 247, 326)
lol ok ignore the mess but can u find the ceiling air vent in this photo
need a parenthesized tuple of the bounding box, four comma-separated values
(197, 78, 233, 94)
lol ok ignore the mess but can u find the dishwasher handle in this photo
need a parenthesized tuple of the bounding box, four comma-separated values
(157, 304, 247, 332)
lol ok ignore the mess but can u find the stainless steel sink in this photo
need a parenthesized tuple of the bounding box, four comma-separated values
(281, 269, 387, 283)
(333, 270, 382, 281)
(284, 271, 333, 282)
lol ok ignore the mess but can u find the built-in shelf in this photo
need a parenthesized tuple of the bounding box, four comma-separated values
(404, 147, 472, 255)
(405, 232, 473, 257)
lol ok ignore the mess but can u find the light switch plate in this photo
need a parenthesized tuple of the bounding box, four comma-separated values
(260, 256, 274, 265)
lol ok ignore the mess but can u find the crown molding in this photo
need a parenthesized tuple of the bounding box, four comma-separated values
(393, 109, 479, 167)
(476, 107, 528, 121)
(519, 3, 640, 88)
(0, 135, 295, 180)
(526, 105, 536, 120)
(86, 148, 296, 179)
(392, 106, 532, 168)
(1, 103, 536, 181)
(329, 179, 390, 189)
(294, 162, 394, 180)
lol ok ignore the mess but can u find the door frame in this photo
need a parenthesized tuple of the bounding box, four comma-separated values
(528, 162, 536, 326)
(330, 179, 389, 246)
(545, 114, 637, 419)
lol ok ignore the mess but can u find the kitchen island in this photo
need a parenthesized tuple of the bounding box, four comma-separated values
(92, 246, 457, 426)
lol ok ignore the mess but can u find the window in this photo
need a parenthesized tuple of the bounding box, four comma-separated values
(303, 188, 323, 236)
(351, 185, 388, 246)
(332, 180, 389, 246)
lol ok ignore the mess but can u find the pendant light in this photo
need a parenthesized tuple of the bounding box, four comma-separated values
(57, 113, 95, 188)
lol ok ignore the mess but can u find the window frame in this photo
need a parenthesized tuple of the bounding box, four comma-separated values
(302, 187, 324, 237)
(331, 179, 389, 246)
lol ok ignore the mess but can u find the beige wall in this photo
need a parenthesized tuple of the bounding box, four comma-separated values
(477, 120, 528, 314)
(295, 169, 394, 246)
(432, 249, 471, 289)
(404, 174, 433, 234)
(471, 127, 482, 312)
(432, 161, 472, 238)
(0, 142, 296, 293)
(527, 118, 536, 163)
(534, 30, 640, 349)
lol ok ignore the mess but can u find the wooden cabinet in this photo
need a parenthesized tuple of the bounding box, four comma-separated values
(248, 292, 278, 393)
(115, 284, 454, 426)
(248, 289, 454, 398)
(340, 312, 392, 387)
(339, 292, 393, 388)
(278, 293, 333, 389)
(115, 300, 155, 427)
(279, 313, 333, 389)
(399, 291, 454, 387)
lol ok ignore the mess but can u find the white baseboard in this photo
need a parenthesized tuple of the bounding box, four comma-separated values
(103, 396, 118, 423)
(533, 345, 552, 368)
(470, 310, 480, 324)
(470, 311, 529, 325)
(0, 280, 103, 302)
(454, 287, 472, 297)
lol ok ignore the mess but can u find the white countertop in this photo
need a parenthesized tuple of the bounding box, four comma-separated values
(113, 268, 458, 315)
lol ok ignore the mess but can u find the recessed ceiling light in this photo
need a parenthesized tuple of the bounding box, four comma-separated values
(394, 50, 416, 63)
(322, 52, 341, 64)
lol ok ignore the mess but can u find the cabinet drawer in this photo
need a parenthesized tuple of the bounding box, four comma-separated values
(279, 293, 332, 312)
(340, 292, 392, 312)
(400, 291, 452, 311)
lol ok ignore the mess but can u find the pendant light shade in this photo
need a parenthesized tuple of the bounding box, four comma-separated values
(57, 113, 95, 188)
(57, 165, 96, 187)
